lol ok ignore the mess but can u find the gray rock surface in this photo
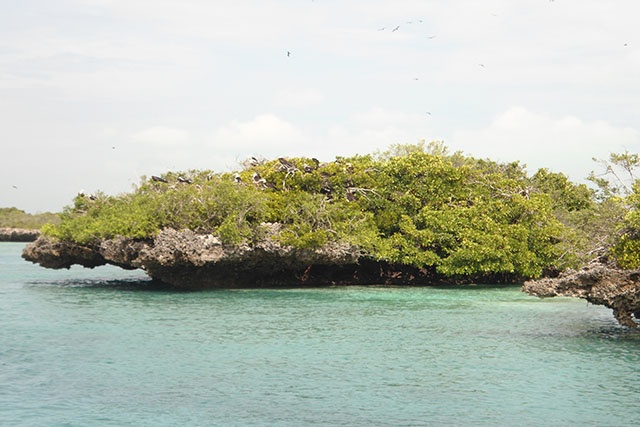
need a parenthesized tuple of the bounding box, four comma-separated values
(22, 228, 370, 289)
(0, 227, 40, 242)
(523, 263, 640, 328)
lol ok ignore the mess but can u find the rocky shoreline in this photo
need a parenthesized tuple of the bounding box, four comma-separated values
(23, 228, 640, 327)
(0, 227, 40, 242)
(524, 262, 640, 328)
(21, 228, 519, 290)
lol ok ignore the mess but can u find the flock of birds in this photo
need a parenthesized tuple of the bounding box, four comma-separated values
(138, 156, 362, 202)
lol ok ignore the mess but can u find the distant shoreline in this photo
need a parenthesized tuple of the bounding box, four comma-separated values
(0, 228, 40, 242)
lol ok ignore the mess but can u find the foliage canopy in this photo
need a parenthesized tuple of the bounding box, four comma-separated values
(0, 207, 60, 229)
(41, 144, 608, 280)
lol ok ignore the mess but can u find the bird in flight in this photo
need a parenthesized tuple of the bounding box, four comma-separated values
(287, 51, 291, 57)
(392, 25, 400, 32)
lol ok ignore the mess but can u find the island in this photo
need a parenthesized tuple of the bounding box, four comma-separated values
(0, 227, 40, 242)
(20, 144, 640, 327)
(0, 208, 59, 242)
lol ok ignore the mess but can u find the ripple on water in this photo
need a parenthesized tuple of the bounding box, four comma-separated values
(2, 244, 640, 426)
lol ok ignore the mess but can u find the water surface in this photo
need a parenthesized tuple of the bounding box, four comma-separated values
(2, 243, 639, 426)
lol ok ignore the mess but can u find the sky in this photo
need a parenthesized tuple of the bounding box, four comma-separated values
(2, 0, 639, 213)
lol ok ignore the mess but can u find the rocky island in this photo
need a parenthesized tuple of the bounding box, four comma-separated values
(23, 228, 454, 289)
(19, 146, 640, 327)
(0, 227, 40, 242)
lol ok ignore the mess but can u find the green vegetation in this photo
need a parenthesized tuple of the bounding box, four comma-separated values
(43, 141, 613, 281)
(36, 141, 640, 279)
(589, 151, 640, 269)
(0, 207, 60, 229)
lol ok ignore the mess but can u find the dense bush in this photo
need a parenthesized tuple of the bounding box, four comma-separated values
(42, 144, 607, 279)
(0, 207, 60, 229)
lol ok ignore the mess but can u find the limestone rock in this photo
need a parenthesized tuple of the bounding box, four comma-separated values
(22, 228, 371, 289)
(523, 263, 640, 328)
(0, 227, 40, 242)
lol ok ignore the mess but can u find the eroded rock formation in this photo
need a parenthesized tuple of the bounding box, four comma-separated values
(0, 227, 40, 242)
(523, 262, 640, 328)
(22, 228, 447, 289)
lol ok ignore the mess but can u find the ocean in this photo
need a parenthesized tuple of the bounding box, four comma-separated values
(1, 242, 639, 426)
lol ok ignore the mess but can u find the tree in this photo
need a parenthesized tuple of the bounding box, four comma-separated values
(41, 144, 584, 280)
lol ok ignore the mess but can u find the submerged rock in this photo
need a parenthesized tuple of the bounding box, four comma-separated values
(523, 262, 640, 328)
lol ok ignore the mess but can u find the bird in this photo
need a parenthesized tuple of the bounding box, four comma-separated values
(278, 157, 297, 172)
(346, 189, 356, 202)
(252, 172, 261, 182)
(426, 112, 432, 116)
(250, 156, 260, 166)
(303, 163, 314, 173)
(151, 175, 168, 183)
(287, 51, 291, 57)
(12, 185, 17, 189)
(392, 25, 400, 32)
(257, 178, 277, 190)
(234, 173, 242, 183)
(312, 158, 320, 168)
(377, 27, 385, 31)
(177, 176, 192, 184)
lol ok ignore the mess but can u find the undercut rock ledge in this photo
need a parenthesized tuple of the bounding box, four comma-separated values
(523, 262, 640, 328)
(22, 228, 450, 289)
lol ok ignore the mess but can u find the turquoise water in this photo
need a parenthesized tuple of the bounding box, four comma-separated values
(1, 243, 639, 426)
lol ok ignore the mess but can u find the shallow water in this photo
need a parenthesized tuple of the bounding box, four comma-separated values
(1, 242, 639, 426)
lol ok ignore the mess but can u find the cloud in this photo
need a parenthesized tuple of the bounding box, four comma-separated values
(206, 108, 433, 164)
(131, 126, 191, 146)
(273, 87, 325, 108)
(317, 107, 434, 160)
(75, 0, 315, 45)
(450, 106, 640, 181)
(211, 114, 304, 153)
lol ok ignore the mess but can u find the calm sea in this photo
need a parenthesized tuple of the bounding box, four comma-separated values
(1, 242, 639, 426)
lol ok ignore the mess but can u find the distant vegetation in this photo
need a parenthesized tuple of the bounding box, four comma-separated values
(39, 142, 640, 279)
(0, 207, 60, 229)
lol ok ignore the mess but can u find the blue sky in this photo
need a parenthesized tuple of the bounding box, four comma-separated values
(2, 0, 639, 212)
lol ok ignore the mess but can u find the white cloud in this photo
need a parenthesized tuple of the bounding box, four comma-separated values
(206, 108, 433, 163)
(75, 0, 315, 45)
(450, 107, 640, 181)
(210, 114, 304, 152)
(273, 87, 324, 108)
(3, 0, 640, 213)
(317, 107, 433, 160)
(131, 126, 191, 146)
